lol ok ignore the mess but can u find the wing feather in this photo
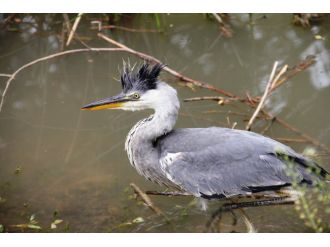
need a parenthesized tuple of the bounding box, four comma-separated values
(157, 127, 324, 198)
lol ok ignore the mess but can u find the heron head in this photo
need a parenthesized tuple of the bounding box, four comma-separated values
(81, 62, 177, 111)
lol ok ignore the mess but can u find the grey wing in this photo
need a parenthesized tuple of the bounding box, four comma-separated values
(158, 127, 324, 198)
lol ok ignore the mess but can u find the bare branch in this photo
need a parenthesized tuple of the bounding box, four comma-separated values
(97, 33, 235, 98)
(269, 55, 316, 93)
(0, 47, 124, 112)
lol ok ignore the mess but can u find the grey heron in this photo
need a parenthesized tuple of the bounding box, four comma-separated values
(82, 62, 329, 200)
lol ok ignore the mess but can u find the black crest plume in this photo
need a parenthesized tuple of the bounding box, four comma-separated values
(120, 62, 165, 93)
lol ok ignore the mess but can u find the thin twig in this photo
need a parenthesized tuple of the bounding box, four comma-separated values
(66, 13, 83, 46)
(269, 55, 316, 93)
(130, 183, 165, 216)
(0, 74, 11, 78)
(63, 13, 90, 49)
(97, 33, 235, 98)
(245, 62, 288, 131)
(184, 96, 238, 104)
(245, 61, 279, 130)
(0, 47, 125, 112)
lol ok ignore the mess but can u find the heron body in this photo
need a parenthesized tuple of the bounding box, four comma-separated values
(82, 62, 329, 199)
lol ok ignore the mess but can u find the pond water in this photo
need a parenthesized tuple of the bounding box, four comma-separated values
(0, 13, 330, 232)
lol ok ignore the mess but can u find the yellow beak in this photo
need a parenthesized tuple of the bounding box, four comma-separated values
(81, 94, 127, 110)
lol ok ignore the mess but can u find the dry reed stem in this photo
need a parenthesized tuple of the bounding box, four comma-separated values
(245, 62, 288, 131)
(66, 13, 83, 47)
(245, 61, 279, 130)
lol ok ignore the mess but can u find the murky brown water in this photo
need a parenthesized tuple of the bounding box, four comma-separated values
(0, 14, 330, 232)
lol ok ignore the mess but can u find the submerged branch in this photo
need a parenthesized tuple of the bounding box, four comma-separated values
(130, 183, 165, 216)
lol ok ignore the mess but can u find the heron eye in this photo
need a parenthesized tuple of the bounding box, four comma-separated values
(132, 93, 140, 99)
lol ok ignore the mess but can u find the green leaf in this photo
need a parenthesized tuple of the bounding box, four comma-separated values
(0, 224, 4, 233)
(51, 223, 57, 229)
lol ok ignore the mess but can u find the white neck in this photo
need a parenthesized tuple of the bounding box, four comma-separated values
(127, 82, 180, 142)
(124, 82, 180, 181)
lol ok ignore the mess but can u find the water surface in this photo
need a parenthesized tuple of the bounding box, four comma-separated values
(0, 14, 330, 232)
